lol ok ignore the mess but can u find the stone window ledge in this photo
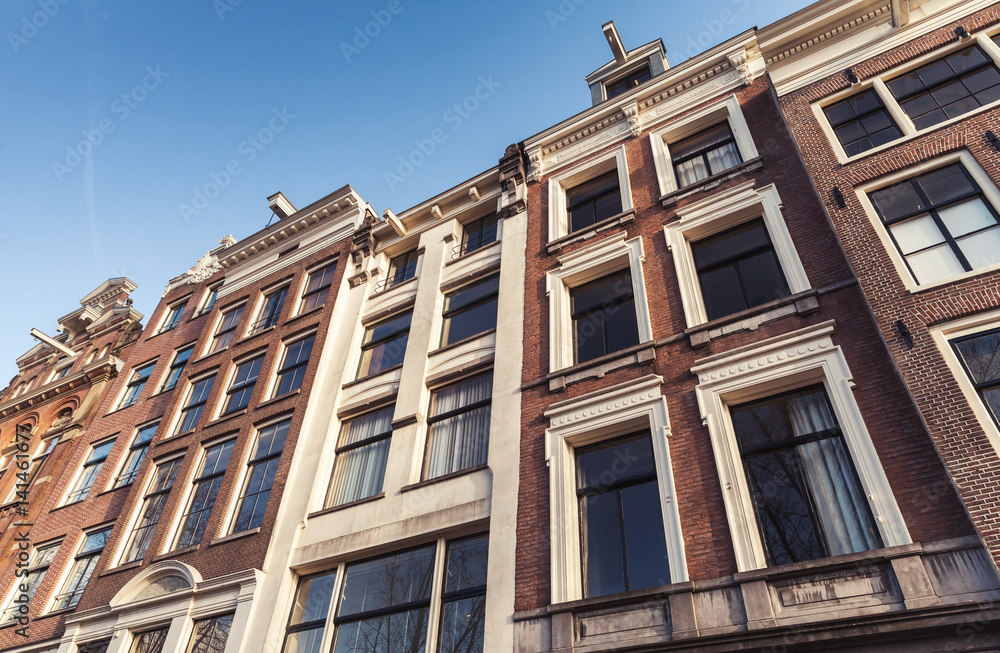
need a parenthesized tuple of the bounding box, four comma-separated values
(546, 209, 636, 255)
(660, 157, 764, 207)
(685, 289, 819, 348)
(547, 343, 656, 392)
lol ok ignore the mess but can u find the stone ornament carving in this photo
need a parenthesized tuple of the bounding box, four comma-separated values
(162, 250, 223, 296)
(219, 234, 237, 248)
(697, 339, 833, 383)
(527, 150, 543, 183)
(728, 50, 754, 86)
(622, 100, 642, 137)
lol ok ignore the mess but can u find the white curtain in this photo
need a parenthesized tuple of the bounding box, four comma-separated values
(328, 409, 393, 506)
(705, 142, 741, 175)
(790, 391, 880, 556)
(426, 375, 492, 479)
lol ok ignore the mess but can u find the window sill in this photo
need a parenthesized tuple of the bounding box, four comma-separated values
(400, 464, 489, 493)
(285, 304, 326, 327)
(429, 329, 497, 357)
(546, 209, 636, 255)
(238, 325, 277, 345)
(907, 262, 1000, 295)
(204, 409, 248, 428)
(98, 483, 132, 497)
(369, 275, 418, 300)
(41, 607, 76, 619)
(169, 429, 198, 441)
(152, 544, 201, 561)
(100, 559, 143, 577)
(256, 389, 300, 409)
(104, 401, 141, 418)
(660, 156, 764, 207)
(309, 492, 385, 518)
(145, 326, 178, 342)
(683, 289, 820, 347)
(343, 363, 404, 390)
(546, 343, 656, 392)
(446, 239, 501, 266)
(210, 527, 260, 546)
(187, 308, 213, 323)
(191, 347, 228, 366)
(49, 499, 86, 513)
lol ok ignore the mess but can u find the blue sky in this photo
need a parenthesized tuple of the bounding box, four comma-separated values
(0, 0, 813, 382)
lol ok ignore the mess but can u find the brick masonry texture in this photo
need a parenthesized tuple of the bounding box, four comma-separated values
(777, 5, 1000, 572)
(513, 75, 975, 612)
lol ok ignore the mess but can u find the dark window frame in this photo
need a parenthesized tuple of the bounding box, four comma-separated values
(691, 217, 791, 321)
(566, 170, 623, 233)
(327, 406, 394, 507)
(886, 44, 1000, 130)
(357, 311, 412, 379)
(605, 63, 652, 99)
(160, 344, 194, 393)
(440, 275, 500, 347)
(119, 361, 157, 409)
(275, 334, 315, 397)
(951, 326, 1000, 429)
(121, 458, 183, 563)
(157, 302, 186, 334)
(869, 163, 1000, 283)
(222, 354, 265, 415)
(378, 249, 419, 292)
(64, 438, 116, 504)
(51, 525, 112, 611)
(232, 420, 289, 533)
(458, 214, 500, 257)
(211, 305, 245, 353)
(822, 88, 903, 156)
(250, 286, 289, 335)
(174, 439, 235, 549)
(300, 262, 338, 313)
(114, 422, 159, 488)
(177, 375, 216, 434)
(570, 269, 640, 364)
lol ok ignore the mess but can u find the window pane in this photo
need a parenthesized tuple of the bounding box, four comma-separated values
(188, 614, 233, 653)
(577, 434, 657, 490)
(917, 165, 975, 206)
(936, 198, 997, 237)
(132, 629, 168, 653)
(426, 407, 490, 478)
(955, 332, 1000, 383)
(359, 334, 409, 376)
(333, 608, 429, 653)
(571, 272, 632, 315)
(744, 448, 823, 565)
(439, 595, 485, 653)
(956, 226, 1000, 270)
(328, 439, 390, 505)
(692, 221, 770, 270)
(699, 265, 747, 321)
(291, 572, 337, 625)
(906, 244, 965, 284)
(889, 214, 945, 254)
(738, 250, 790, 307)
(447, 277, 500, 311)
(581, 491, 624, 597)
(339, 546, 435, 616)
(443, 299, 498, 345)
(339, 408, 394, 447)
(621, 481, 670, 591)
(367, 312, 412, 343)
(870, 181, 925, 221)
(284, 629, 326, 653)
(444, 536, 489, 593)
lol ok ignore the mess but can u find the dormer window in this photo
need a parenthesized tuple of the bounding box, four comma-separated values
(606, 63, 651, 99)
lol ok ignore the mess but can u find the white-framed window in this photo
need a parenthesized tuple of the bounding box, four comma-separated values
(1, 539, 61, 623)
(63, 437, 116, 504)
(424, 373, 492, 480)
(230, 418, 289, 533)
(159, 343, 195, 393)
(929, 307, 1000, 457)
(854, 150, 1000, 291)
(298, 260, 338, 314)
(114, 421, 159, 488)
(440, 274, 499, 347)
(664, 181, 811, 327)
(544, 374, 685, 603)
(118, 359, 158, 410)
(119, 456, 183, 563)
(221, 352, 266, 415)
(280, 534, 488, 653)
(173, 438, 235, 549)
(174, 372, 216, 435)
(690, 321, 910, 571)
(249, 284, 289, 336)
(129, 627, 169, 653)
(5, 435, 59, 503)
(326, 406, 393, 508)
(51, 524, 113, 611)
(357, 310, 411, 379)
(209, 303, 246, 354)
(196, 282, 222, 317)
(545, 233, 653, 372)
(814, 32, 1000, 161)
(273, 332, 315, 397)
(156, 298, 188, 335)
(49, 359, 74, 383)
(547, 145, 633, 242)
(649, 95, 759, 196)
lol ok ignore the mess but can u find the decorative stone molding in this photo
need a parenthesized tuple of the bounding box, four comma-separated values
(622, 100, 642, 136)
(499, 143, 528, 219)
(527, 149, 543, 183)
(219, 234, 237, 248)
(162, 251, 223, 297)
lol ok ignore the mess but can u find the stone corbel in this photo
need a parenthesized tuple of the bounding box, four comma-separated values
(527, 149, 543, 183)
(622, 100, 642, 137)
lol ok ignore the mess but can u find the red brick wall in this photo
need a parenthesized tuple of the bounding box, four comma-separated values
(513, 75, 974, 611)
(776, 4, 1000, 570)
